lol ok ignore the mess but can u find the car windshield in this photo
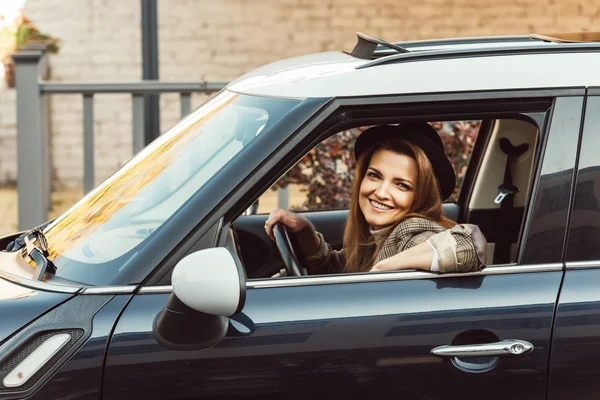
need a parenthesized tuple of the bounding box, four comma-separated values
(39, 90, 300, 285)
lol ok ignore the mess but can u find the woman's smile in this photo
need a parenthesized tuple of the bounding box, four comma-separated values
(359, 148, 418, 230)
(369, 199, 393, 211)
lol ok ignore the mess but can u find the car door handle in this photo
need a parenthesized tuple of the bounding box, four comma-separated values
(431, 339, 534, 357)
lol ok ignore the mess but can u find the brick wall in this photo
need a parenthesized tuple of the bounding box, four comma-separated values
(0, 0, 596, 188)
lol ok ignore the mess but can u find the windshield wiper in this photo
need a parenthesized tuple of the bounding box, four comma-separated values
(23, 228, 56, 280)
(5, 220, 54, 252)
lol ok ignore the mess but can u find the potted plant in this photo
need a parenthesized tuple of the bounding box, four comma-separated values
(0, 10, 59, 88)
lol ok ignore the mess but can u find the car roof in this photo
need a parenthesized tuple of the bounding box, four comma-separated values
(227, 33, 600, 100)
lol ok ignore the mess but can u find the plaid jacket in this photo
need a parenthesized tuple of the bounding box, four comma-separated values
(306, 217, 487, 274)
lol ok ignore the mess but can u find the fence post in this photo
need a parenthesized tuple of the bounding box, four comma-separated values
(278, 186, 289, 210)
(13, 45, 50, 230)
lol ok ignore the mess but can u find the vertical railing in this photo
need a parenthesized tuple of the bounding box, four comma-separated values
(12, 45, 51, 231)
(278, 187, 289, 210)
(83, 94, 95, 193)
(132, 94, 146, 154)
(180, 92, 192, 117)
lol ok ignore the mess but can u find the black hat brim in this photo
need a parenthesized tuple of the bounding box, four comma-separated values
(353, 124, 456, 201)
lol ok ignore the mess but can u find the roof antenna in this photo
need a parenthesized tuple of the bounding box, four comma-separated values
(350, 32, 410, 59)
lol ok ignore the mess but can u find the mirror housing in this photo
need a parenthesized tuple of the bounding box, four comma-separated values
(153, 248, 247, 351)
(172, 247, 246, 316)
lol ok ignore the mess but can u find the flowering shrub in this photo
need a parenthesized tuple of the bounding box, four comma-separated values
(274, 121, 481, 210)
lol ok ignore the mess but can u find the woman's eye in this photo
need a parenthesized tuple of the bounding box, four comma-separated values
(397, 182, 410, 190)
(367, 172, 379, 179)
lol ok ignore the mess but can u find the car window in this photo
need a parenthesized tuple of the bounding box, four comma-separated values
(41, 91, 300, 285)
(232, 115, 541, 280)
(566, 96, 600, 261)
(254, 121, 481, 213)
(467, 118, 539, 265)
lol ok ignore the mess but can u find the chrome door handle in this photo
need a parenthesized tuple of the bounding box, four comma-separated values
(431, 339, 533, 357)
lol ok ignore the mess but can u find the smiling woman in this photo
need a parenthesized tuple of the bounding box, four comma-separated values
(359, 149, 418, 230)
(264, 122, 487, 276)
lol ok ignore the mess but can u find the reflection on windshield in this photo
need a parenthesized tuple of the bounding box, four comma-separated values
(42, 91, 299, 285)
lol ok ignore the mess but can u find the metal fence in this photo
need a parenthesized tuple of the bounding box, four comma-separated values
(13, 45, 227, 230)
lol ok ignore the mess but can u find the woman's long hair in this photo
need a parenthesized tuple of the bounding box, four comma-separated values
(343, 138, 456, 273)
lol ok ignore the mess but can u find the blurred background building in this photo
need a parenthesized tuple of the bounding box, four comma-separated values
(0, 0, 598, 232)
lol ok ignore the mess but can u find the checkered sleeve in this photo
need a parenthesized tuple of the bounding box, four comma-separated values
(304, 232, 346, 274)
(379, 218, 487, 273)
(403, 230, 438, 249)
(426, 224, 487, 273)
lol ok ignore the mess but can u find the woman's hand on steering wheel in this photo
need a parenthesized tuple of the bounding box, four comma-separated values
(265, 208, 316, 277)
(272, 223, 307, 276)
(264, 208, 312, 240)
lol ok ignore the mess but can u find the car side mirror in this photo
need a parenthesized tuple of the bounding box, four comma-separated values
(153, 248, 247, 350)
(173, 248, 246, 316)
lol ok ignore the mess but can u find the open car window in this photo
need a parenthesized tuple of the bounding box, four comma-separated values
(232, 116, 539, 280)
(254, 121, 482, 214)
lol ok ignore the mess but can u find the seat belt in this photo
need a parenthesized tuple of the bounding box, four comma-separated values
(494, 137, 528, 263)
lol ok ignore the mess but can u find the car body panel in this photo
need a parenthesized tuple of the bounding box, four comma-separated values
(104, 270, 561, 400)
(228, 51, 600, 99)
(548, 269, 600, 400)
(548, 95, 600, 400)
(27, 294, 132, 400)
(0, 277, 73, 345)
(0, 293, 115, 400)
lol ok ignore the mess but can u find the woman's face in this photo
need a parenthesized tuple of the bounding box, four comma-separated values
(358, 148, 418, 230)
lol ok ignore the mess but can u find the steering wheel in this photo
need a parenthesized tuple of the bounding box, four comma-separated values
(272, 223, 308, 276)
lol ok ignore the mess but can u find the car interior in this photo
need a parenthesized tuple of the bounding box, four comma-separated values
(225, 116, 539, 280)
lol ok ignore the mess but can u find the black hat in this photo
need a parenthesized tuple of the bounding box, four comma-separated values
(353, 123, 456, 200)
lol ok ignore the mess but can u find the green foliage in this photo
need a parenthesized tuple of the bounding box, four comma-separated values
(275, 122, 481, 210)
(432, 121, 480, 201)
(0, 12, 59, 61)
(15, 18, 60, 54)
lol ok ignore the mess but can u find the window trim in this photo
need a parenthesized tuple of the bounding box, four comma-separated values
(588, 87, 600, 96)
(2, 262, 561, 296)
(246, 263, 563, 289)
(137, 263, 563, 294)
(566, 261, 600, 270)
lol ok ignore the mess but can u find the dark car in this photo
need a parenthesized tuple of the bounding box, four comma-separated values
(1, 32, 600, 400)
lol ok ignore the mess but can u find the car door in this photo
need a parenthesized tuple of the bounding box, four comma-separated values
(101, 95, 581, 400)
(548, 92, 600, 399)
